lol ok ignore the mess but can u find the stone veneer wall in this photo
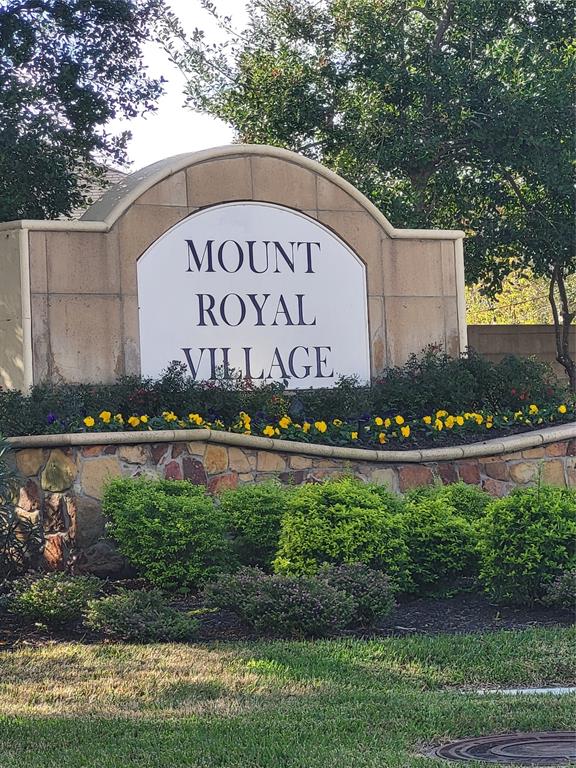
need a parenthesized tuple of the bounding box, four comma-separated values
(8, 424, 576, 575)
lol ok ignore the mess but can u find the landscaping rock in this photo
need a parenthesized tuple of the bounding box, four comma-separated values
(81, 456, 122, 499)
(208, 472, 239, 493)
(182, 457, 207, 485)
(204, 445, 229, 474)
(41, 449, 77, 492)
(398, 465, 434, 491)
(541, 460, 566, 487)
(164, 461, 182, 480)
(256, 451, 286, 472)
(18, 479, 42, 513)
(117, 444, 149, 464)
(509, 462, 538, 484)
(16, 448, 45, 477)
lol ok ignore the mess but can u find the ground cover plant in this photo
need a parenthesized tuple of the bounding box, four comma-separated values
(84, 589, 199, 642)
(0, 352, 573, 451)
(0, 629, 573, 767)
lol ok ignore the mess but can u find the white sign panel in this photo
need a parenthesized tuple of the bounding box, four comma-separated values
(137, 202, 370, 388)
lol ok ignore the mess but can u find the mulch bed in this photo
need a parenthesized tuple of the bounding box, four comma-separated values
(0, 592, 572, 649)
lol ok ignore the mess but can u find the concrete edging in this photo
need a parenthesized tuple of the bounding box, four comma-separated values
(7, 422, 576, 463)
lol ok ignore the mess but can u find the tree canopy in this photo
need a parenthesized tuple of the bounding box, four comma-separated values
(0, 0, 165, 221)
(161, 0, 575, 386)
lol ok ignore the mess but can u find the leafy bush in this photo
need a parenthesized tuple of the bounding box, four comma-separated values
(542, 570, 576, 611)
(317, 563, 396, 624)
(218, 481, 290, 569)
(406, 482, 490, 521)
(400, 495, 479, 593)
(478, 485, 576, 605)
(10, 573, 101, 626)
(0, 436, 43, 577)
(83, 589, 199, 641)
(102, 478, 228, 591)
(203, 567, 356, 638)
(273, 477, 410, 589)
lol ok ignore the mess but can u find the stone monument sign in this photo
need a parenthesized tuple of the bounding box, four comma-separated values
(0, 145, 466, 390)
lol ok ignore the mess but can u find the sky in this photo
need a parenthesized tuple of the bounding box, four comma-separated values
(112, 0, 249, 171)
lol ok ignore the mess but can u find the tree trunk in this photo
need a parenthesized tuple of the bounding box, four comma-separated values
(549, 265, 576, 393)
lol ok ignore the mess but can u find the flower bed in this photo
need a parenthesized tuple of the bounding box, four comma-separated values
(78, 403, 575, 450)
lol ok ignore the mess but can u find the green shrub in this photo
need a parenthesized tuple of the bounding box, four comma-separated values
(102, 478, 228, 591)
(406, 482, 490, 521)
(542, 570, 576, 611)
(478, 485, 576, 605)
(273, 478, 410, 589)
(219, 481, 290, 569)
(317, 563, 396, 625)
(400, 495, 479, 593)
(10, 573, 101, 626)
(84, 589, 199, 641)
(203, 567, 356, 638)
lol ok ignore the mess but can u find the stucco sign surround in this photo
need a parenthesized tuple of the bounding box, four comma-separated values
(138, 202, 371, 387)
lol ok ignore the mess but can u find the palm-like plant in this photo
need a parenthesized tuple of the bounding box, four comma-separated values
(0, 436, 43, 577)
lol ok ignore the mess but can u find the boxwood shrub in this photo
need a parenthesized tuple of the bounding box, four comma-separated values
(400, 495, 479, 593)
(273, 477, 410, 589)
(478, 485, 576, 605)
(102, 478, 229, 591)
(218, 481, 290, 569)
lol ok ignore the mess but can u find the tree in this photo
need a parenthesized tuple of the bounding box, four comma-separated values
(0, 0, 165, 222)
(161, 0, 575, 389)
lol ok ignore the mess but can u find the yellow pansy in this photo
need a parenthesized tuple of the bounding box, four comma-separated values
(99, 410, 112, 424)
(528, 404, 539, 415)
(314, 421, 327, 433)
(456, 415, 464, 426)
(263, 425, 275, 437)
(423, 415, 432, 425)
(558, 404, 567, 414)
(83, 416, 95, 428)
(395, 415, 405, 425)
(279, 416, 291, 429)
(384, 418, 392, 428)
(140, 415, 149, 424)
(303, 422, 311, 433)
(128, 416, 140, 428)
(374, 417, 384, 426)
(351, 431, 358, 440)
(434, 419, 443, 431)
(400, 425, 410, 438)
(114, 413, 124, 425)
(474, 414, 483, 425)
(162, 411, 178, 423)
(333, 418, 343, 427)
(177, 420, 186, 428)
(378, 432, 386, 444)
(436, 409, 448, 418)
(445, 415, 455, 429)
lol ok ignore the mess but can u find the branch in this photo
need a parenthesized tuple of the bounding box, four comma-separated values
(431, 1, 455, 53)
(500, 167, 562, 238)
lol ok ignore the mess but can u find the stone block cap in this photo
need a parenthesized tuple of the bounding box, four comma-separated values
(0, 145, 464, 240)
(8, 422, 576, 464)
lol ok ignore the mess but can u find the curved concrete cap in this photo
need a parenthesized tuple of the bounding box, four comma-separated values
(8, 422, 575, 462)
(77, 144, 465, 240)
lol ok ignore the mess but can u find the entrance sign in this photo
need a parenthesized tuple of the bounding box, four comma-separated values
(137, 202, 370, 388)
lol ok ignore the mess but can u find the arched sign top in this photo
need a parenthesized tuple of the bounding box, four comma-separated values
(137, 201, 371, 388)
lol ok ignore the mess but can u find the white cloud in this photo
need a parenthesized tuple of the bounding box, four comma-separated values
(111, 0, 248, 171)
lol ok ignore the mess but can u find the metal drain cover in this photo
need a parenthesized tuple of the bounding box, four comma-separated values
(434, 731, 576, 765)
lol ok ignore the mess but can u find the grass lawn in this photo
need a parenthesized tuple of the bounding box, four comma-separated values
(0, 627, 574, 767)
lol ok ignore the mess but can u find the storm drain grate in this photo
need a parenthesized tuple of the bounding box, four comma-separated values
(433, 731, 576, 765)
